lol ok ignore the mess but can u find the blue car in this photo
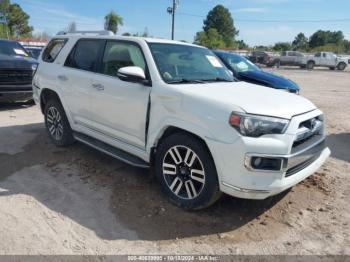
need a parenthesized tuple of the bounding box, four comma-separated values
(214, 51, 300, 94)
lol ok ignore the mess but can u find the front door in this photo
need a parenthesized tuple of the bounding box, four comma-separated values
(90, 40, 151, 149)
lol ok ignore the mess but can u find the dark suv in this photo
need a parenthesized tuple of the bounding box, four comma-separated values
(248, 51, 279, 67)
(0, 40, 38, 102)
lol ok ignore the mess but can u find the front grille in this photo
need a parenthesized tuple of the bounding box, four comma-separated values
(291, 116, 324, 154)
(285, 155, 318, 177)
(292, 133, 323, 153)
(0, 69, 33, 85)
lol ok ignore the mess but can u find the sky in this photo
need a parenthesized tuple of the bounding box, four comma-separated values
(13, 0, 350, 46)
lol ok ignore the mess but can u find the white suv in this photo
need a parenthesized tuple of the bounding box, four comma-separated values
(33, 32, 330, 209)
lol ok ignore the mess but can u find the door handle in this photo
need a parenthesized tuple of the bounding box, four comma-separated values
(92, 83, 105, 91)
(57, 75, 68, 81)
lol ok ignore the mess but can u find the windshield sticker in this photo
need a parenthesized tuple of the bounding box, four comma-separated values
(14, 48, 27, 56)
(237, 61, 249, 70)
(206, 55, 223, 68)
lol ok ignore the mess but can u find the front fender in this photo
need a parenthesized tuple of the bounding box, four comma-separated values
(146, 117, 215, 154)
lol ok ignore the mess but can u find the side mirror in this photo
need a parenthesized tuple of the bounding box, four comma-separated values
(117, 66, 146, 83)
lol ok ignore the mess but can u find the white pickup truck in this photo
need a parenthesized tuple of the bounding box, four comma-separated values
(33, 32, 330, 209)
(300, 52, 348, 70)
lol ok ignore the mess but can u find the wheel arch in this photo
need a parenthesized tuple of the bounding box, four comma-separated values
(337, 61, 347, 69)
(40, 88, 62, 114)
(149, 125, 214, 167)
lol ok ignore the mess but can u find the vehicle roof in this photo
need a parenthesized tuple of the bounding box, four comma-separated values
(214, 50, 241, 57)
(54, 34, 201, 48)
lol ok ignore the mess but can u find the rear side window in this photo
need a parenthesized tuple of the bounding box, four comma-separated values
(42, 39, 67, 63)
(65, 39, 104, 72)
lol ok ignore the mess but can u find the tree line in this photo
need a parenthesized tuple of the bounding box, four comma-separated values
(0, 0, 349, 54)
(270, 30, 350, 54)
(193, 4, 350, 54)
(0, 0, 32, 38)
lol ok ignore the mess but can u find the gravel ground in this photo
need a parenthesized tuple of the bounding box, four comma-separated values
(0, 68, 349, 255)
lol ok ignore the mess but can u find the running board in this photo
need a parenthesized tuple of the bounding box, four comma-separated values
(73, 132, 150, 169)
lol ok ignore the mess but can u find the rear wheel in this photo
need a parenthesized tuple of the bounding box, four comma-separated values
(44, 99, 75, 146)
(306, 61, 315, 70)
(337, 62, 346, 71)
(275, 60, 281, 68)
(155, 133, 222, 210)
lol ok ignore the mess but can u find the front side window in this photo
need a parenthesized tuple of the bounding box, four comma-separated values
(149, 43, 233, 83)
(42, 39, 67, 62)
(101, 41, 146, 77)
(65, 39, 104, 72)
(0, 41, 29, 57)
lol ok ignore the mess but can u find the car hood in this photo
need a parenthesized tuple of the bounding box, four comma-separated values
(179, 81, 316, 119)
(0, 54, 37, 69)
(238, 70, 299, 90)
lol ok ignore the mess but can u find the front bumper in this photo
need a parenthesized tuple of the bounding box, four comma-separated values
(206, 109, 331, 200)
(0, 90, 33, 102)
(221, 146, 330, 200)
(0, 84, 33, 102)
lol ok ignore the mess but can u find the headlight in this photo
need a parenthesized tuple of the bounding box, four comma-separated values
(229, 112, 289, 137)
(31, 63, 38, 75)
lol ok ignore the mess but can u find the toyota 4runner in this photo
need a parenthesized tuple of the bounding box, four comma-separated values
(33, 31, 330, 209)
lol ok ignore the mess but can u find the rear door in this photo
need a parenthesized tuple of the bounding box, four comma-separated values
(89, 40, 152, 149)
(61, 39, 105, 127)
(326, 53, 337, 66)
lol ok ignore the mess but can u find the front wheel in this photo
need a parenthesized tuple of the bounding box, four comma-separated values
(155, 133, 222, 210)
(337, 62, 346, 71)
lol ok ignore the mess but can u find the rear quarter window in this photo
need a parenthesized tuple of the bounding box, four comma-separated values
(42, 39, 67, 63)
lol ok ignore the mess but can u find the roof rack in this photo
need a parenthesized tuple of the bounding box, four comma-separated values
(56, 30, 115, 36)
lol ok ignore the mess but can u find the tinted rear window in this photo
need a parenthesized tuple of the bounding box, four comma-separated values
(65, 39, 104, 72)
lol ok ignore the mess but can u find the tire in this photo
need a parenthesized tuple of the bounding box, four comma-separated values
(329, 67, 336, 70)
(306, 61, 315, 70)
(155, 133, 222, 210)
(275, 60, 281, 68)
(44, 98, 75, 147)
(337, 62, 346, 71)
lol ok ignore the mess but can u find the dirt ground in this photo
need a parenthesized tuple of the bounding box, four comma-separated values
(0, 67, 349, 255)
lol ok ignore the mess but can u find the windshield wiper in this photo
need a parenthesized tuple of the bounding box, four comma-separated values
(201, 77, 234, 82)
(167, 78, 205, 84)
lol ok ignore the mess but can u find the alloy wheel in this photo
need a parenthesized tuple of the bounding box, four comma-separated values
(46, 106, 64, 141)
(162, 145, 206, 200)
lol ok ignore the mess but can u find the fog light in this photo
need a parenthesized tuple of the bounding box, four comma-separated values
(253, 157, 262, 167)
(250, 157, 283, 171)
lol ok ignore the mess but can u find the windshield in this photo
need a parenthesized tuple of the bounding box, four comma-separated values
(217, 52, 260, 73)
(0, 41, 29, 57)
(148, 43, 234, 84)
(26, 48, 42, 59)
